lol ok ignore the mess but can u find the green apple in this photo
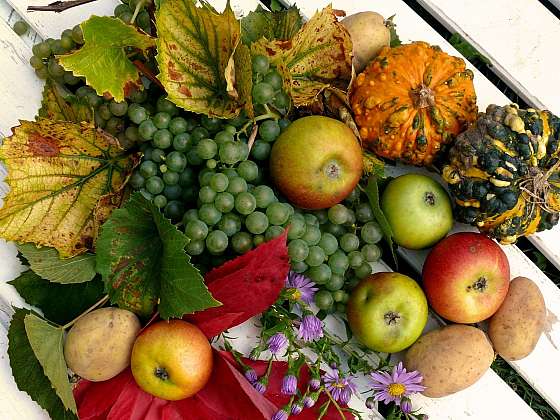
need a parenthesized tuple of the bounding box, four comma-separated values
(347, 272, 428, 353)
(381, 173, 453, 250)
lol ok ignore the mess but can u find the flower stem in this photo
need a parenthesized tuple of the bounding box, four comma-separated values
(324, 388, 347, 419)
(61, 295, 109, 330)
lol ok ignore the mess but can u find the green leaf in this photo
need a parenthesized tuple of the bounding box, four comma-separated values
(362, 151, 385, 179)
(364, 176, 398, 269)
(234, 43, 254, 118)
(24, 314, 76, 413)
(156, 1, 248, 118)
(270, 0, 283, 12)
(96, 193, 220, 319)
(241, 5, 303, 45)
(59, 16, 155, 102)
(17, 243, 96, 284)
(449, 33, 491, 65)
(8, 308, 77, 420)
(386, 15, 402, 48)
(9, 271, 104, 324)
(37, 79, 93, 123)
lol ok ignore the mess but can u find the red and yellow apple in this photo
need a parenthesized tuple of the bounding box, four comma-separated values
(270, 116, 363, 209)
(130, 320, 213, 400)
(422, 232, 510, 323)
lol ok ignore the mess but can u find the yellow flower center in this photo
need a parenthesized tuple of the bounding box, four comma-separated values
(388, 383, 406, 397)
(289, 288, 302, 300)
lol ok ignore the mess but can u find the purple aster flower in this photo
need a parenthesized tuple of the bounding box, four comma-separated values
(297, 314, 323, 342)
(401, 398, 412, 414)
(244, 368, 257, 383)
(303, 395, 316, 408)
(291, 403, 303, 415)
(281, 374, 298, 395)
(253, 379, 267, 394)
(271, 409, 289, 420)
(267, 333, 288, 355)
(369, 362, 426, 406)
(285, 271, 318, 304)
(322, 369, 357, 405)
(309, 377, 321, 391)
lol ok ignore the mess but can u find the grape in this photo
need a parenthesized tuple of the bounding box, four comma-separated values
(201, 115, 222, 133)
(151, 148, 165, 163)
(105, 117, 124, 135)
(125, 126, 140, 143)
(186, 239, 205, 256)
(140, 189, 153, 200)
(326, 274, 345, 291)
(218, 213, 241, 236)
(187, 150, 203, 166)
(98, 104, 113, 120)
(287, 217, 306, 240)
(47, 59, 65, 78)
(355, 202, 374, 223)
(315, 290, 334, 309)
(196, 138, 217, 160)
(348, 250, 365, 268)
(178, 169, 194, 188)
(139, 121, 158, 143)
(36, 66, 48, 80)
(301, 225, 321, 246)
(146, 176, 164, 195)
(223, 124, 236, 135)
(198, 204, 222, 226)
(109, 100, 128, 117)
(314, 210, 329, 225)
(184, 220, 209, 241)
(206, 230, 228, 254)
(182, 209, 199, 224)
(318, 232, 338, 256)
(266, 202, 290, 225)
(60, 36, 75, 51)
(183, 187, 197, 203)
(227, 176, 248, 195)
(292, 261, 308, 273)
(253, 235, 265, 246)
(163, 185, 182, 200)
(355, 262, 373, 279)
(139, 161, 158, 178)
(361, 244, 381, 262)
(156, 97, 179, 116)
(199, 186, 217, 203)
(303, 213, 319, 226)
(259, 120, 281, 142)
(250, 140, 271, 160)
(51, 39, 65, 54)
(63, 72, 80, 86)
(129, 88, 148, 104)
(169, 117, 187, 135)
(71, 25, 84, 44)
(130, 172, 145, 189)
(29, 56, 44, 70)
(305, 246, 326, 267)
(153, 195, 167, 209)
(237, 160, 259, 182)
(265, 225, 284, 241)
(328, 251, 349, 275)
(236, 142, 250, 161)
(198, 169, 215, 186)
(345, 209, 356, 226)
(61, 29, 73, 39)
(361, 221, 383, 244)
(191, 127, 209, 142)
(324, 222, 345, 237)
(328, 204, 348, 225)
(273, 92, 291, 110)
(288, 239, 309, 262)
(252, 185, 275, 208)
(345, 187, 361, 204)
(13, 21, 29, 36)
(308, 265, 332, 285)
(166, 151, 187, 172)
(153, 112, 171, 129)
(219, 142, 239, 165)
(35, 42, 51, 58)
(162, 171, 179, 185)
(232, 232, 253, 254)
(209, 173, 229, 192)
(114, 3, 131, 16)
(223, 168, 238, 179)
(252, 54, 270, 74)
(173, 133, 193, 151)
(253, 82, 274, 104)
(137, 10, 151, 30)
(215, 130, 234, 144)
(86, 92, 103, 108)
(263, 70, 283, 90)
(235, 192, 256, 215)
(153, 129, 172, 149)
(214, 192, 235, 213)
(340, 233, 360, 252)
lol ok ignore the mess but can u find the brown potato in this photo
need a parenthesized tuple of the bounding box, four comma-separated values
(404, 325, 494, 397)
(341, 12, 390, 73)
(488, 276, 546, 361)
(64, 307, 141, 381)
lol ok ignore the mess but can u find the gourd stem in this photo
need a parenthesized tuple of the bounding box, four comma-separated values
(61, 295, 109, 330)
(411, 84, 435, 109)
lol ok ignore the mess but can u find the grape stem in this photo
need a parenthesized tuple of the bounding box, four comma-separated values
(237, 111, 280, 141)
(28, 0, 98, 12)
(130, 0, 146, 25)
(133, 60, 164, 89)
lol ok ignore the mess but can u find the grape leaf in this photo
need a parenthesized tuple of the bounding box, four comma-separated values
(252, 6, 352, 108)
(24, 313, 77, 413)
(155, 0, 248, 118)
(8, 308, 78, 420)
(386, 15, 402, 48)
(58, 16, 155, 102)
(38, 78, 93, 123)
(0, 119, 139, 257)
(449, 33, 491, 65)
(17, 243, 96, 284)
(241, 5, 303, 45)
(9, 271, 104, 324)
(96, 193, 220, 319)
(234, 43, 254, 119)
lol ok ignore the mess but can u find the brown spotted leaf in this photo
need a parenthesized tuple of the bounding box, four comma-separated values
(37, 79, 93, 123)
(155, 1, 249, 118)
(96, 193, 220, 318)
(0, 119, 139, 257)
(252, 5, 352, 107)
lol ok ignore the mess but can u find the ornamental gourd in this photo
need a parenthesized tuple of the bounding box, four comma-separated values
(350, 42, 477, 166)
(443, 104, 560, 244)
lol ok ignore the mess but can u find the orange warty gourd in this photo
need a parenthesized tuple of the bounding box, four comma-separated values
(350, 41, 478, 166)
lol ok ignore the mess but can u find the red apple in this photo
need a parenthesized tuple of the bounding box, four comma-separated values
(422, 232, 510, 323)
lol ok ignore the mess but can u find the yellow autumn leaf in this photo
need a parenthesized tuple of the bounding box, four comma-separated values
(0, 119, 138, 257)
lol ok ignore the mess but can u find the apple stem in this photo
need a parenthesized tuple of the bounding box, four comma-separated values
(60, 295, 109, 330)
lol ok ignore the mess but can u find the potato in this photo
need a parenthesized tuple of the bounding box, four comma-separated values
(404, 325, 494, 397)
(64, 307, 141, 381)
(488, 276, 546, 361)
(341, 12, 391, 72)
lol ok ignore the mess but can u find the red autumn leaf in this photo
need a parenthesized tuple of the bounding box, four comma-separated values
(187, 231, 290, 338)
